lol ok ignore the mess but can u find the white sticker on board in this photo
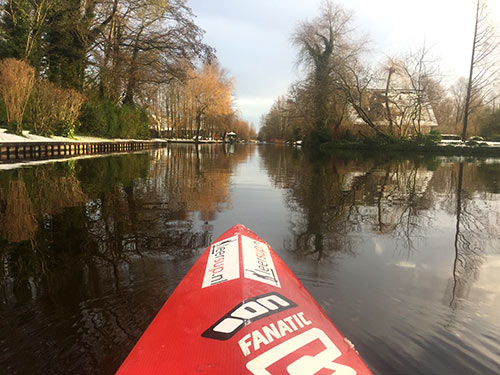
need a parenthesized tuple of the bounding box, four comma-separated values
(202, 235, 240, 288)
(242, 235, 281, 288)
(246, 328, 356, 375)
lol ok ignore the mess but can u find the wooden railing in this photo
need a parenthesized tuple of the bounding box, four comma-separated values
(0, 141, 168, 162)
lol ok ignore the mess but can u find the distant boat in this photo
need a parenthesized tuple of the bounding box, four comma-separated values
(117, 224, 373, 375)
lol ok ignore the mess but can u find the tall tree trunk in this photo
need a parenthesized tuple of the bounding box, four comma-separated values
(195, 112, 202, 144)
(123, 46, 139, 105)
(462, 0, 480, 141)
(385, 68, 394, 136)
(124, 25, 144, 105)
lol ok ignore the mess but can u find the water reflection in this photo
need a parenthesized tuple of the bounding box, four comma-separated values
(448, 162, 499, 309)
(0, 145, 254, 374)
(259, 147, 500, 373)
(259, 148, 441, 260)
(0, 145, 499, 374)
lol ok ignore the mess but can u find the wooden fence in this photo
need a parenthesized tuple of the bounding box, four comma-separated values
(0, 141, 168, 162)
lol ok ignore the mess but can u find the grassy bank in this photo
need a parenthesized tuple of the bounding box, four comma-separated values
(319, 138, 500, 157)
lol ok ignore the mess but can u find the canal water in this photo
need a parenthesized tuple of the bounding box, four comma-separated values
(0, 144, 499, 374)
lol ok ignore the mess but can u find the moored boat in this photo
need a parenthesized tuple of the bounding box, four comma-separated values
(117, 224, 372, 374)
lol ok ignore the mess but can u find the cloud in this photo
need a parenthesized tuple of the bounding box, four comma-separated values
(189, 0, 492, 124)
(234, 97, 276, 125)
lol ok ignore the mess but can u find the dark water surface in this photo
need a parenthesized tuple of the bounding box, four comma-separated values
(1, 144, 499, 374)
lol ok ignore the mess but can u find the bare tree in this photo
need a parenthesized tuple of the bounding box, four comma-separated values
(376, 44, 440, 137)
(0, 58, 34, 133)
(400, 43, 439, 134)
(462, 0, 500, 140)
(186, 62, 233, 142)
(451, 78, 469, 126)
(87, 0, 212, 104)
(334, 58, 388, 137)
(381, 57, 402, 135)
(291, 0, 355, 140)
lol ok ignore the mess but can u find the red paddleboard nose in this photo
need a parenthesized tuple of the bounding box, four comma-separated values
(117, 225, 373, 375)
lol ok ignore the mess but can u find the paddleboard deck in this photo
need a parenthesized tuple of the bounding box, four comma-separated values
(117, 224, 372, 374)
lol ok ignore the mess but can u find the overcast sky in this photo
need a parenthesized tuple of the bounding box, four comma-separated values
(188, 0, 500, 127)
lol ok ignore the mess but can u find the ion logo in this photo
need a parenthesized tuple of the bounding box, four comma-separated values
(202, 292, 297, 340)
(246, 328, 357, 375)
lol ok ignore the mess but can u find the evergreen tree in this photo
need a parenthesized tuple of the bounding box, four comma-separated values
(45, 1, 87, 90)
(0, 0, 48, 70)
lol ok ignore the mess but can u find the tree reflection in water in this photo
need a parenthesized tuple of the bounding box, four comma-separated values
(1, 174, 38, 243)
(448, 162, 500, 309)
(1, 145, 499, 374)
(260, 147, 437, 261)
(259, 147, 500, 374)
(0, 145, 253, 374)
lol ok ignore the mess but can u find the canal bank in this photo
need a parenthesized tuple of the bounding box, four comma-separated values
(0, 129, 243, 163)
(0, 128, 169, 163)
(318, 138, 500, 157)
(0, 140, 168, 162)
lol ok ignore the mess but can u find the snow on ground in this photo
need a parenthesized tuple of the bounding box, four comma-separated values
(0, 127, 169, 170)
(0, 128, 166, 144)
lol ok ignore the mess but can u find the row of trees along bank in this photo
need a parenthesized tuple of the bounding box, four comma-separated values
(259, 0, 500, 148)
(0, 0, 256, 140)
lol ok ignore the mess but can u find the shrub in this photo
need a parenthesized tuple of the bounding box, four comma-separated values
(26, 80, 86, 136)
(411, 130, 441, 146)
(0, 58, 35, 133)
(26, 80, 58, 135)
(0, 100, 6, 126)
(304, 126, 332, 150)
(427, 129, 442, 143)
(118, 104, 149, 139)
(54, 88, 86, 137)
(79, 96, 118, 137)
(79, 97, 150, 139)
(489, 135, 500, 142)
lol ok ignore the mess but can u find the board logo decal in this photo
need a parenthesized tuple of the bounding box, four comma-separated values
(202, 292, 297, 340)
(237, 311, 312, 357)
(202, 235, 239, 288)
(242, 235, 281, 288)
(246, 328, 357, 375)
